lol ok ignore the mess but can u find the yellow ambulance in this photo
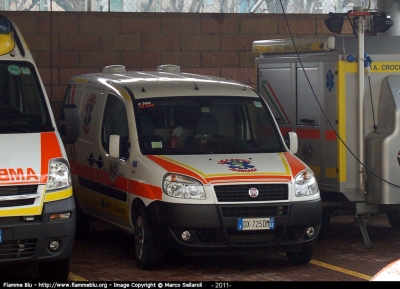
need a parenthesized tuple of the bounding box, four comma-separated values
(0, 16, 76, 281)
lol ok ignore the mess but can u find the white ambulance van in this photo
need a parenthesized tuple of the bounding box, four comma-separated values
(0, 16, 76, 281)
(60, 64, 321, 270)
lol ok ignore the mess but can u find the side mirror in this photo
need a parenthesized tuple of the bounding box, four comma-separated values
(284, 131, 298, 154)
(58, 104, 80, 144)
(109, 135, 120, 159)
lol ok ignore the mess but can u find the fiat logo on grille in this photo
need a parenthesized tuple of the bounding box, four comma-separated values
(248, 188, 259, 198)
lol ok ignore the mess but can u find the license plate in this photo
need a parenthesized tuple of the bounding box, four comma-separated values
(237, 217, 275, 231)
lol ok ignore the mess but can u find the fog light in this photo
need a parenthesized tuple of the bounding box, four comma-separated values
(23, 216, 35, 222)
(306, 227, 315, 237)
(181, 231, 191, 241)
(49, 212, 71, 221)
(49, 240, 61, 252)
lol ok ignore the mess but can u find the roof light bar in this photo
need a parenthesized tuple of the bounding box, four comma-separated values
(102, 65, 126, 74)
(157, 64, 181, 73)
(252, 37, 335, 54)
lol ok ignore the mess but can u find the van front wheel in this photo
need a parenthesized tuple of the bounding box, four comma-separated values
(133, 206, 162, 270)
(286, 245, 314, 265)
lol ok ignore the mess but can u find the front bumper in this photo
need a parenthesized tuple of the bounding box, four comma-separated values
(0, 196, 76, 263)
(150, 199, 322, 255)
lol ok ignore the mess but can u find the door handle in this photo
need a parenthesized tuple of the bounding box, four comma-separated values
(94, 155, 103, 169)
(87, 153, 94, 166)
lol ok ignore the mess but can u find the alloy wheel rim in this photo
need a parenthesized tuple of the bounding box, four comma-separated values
(134, 215, 144, 259)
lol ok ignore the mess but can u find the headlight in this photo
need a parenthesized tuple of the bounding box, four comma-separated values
(163, 174, 206, 200)
(295, 169, 319, 197)
(46, 159, 71, 191)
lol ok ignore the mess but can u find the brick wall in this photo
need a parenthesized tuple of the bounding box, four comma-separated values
(1, 11, 352, 115)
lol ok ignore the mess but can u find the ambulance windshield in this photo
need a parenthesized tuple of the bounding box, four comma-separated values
(0, 62, 53, 134)
(136, 96, 285, 155)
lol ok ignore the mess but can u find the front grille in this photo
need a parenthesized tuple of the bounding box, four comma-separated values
(221, 205, 288, 218)
(0, 185, 38, 208)
(0, 239, 36, 259)
(0, 199, 35, 208)
(214, 184, 288, 202)
(0, 185, 38, 197)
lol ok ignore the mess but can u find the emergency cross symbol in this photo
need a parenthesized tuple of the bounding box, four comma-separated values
(326, 70, 334, 91)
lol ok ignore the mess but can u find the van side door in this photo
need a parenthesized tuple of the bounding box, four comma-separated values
(96, 93, 131, 228)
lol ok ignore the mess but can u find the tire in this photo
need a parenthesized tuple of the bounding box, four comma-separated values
(286, 245, 315, 265)
(133, 206, 162, 270)
(387, 212, 400, 229)
(38, 258, 70, 282)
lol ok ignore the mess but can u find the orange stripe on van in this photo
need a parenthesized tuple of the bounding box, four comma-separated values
(40, 132, 62, 183)
(74, 162, 130, 194)
(96, 169, 128, 192)
(97, 169, 110, 185)
(283, 152, 306, 177)
(153, 156, 286, 181)
(146, 155, 207, 183)
(325, 130, 337, 141)
(296, 128, 320, 140)
(148, 155, 294, 183)
(115, 176, 128, 191)
(74, 162, 96, 180)
(128, 179, 162, 200)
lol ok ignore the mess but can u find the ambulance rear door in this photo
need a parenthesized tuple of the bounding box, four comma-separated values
(257, 56, 339, 191)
